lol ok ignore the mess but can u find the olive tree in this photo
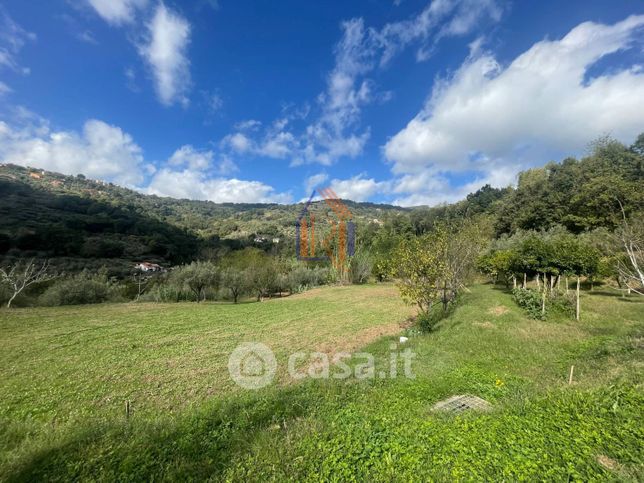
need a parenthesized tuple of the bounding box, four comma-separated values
(172, 261, 220, 302)
(0, 259, 56, 308)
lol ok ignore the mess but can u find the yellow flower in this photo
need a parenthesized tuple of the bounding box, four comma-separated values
(495, 379, 505, 387)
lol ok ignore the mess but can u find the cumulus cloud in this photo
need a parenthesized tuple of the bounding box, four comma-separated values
(146, 169, 291, 203)
(168, 144, 213, 170)
(329, 174, 390, 202)
(0, 117, 145, 185)
(218, 0, 503, 167)
(385, 15, 644, 176)
(0, 113, 283, 203)
(168, 144, 238, 174)
(138, 3, 191, 107)
(86, 0, 148, 26)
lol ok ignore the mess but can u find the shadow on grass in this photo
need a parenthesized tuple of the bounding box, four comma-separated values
(4, 382, 341, 482)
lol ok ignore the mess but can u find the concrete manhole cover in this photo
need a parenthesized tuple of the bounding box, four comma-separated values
(432, 395, 492, 413)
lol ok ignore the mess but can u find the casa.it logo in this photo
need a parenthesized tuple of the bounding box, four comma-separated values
(296, 187, 355, 274)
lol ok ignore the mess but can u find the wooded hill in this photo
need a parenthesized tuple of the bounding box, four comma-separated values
(0, 134, 642, 276)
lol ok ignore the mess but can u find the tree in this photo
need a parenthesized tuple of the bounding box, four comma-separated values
(0, 259, 56, 308)
(477, 250, 514, 286)
(391, 229, 448, 315)
(221, 267, 247, 303)
(615, 209, 644, 295)
(172, 261, 219, 302)
(133, 271, 151, 302)
(440, 219, 489, 310)
(247, 260, 278, 301)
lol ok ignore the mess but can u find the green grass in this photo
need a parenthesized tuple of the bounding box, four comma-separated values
(0, 283, 642, 481)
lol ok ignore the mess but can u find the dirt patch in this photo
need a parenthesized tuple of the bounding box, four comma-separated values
(596, 455, 620, 472)
(487, 305, 509, 316)
(314, 322, 404, 354)
(301, 321, 406, 377)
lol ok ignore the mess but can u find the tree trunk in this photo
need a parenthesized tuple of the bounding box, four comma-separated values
(576, 276, 580, 321)
(512, 276, 517, 289)
(565, 276, 569, 294)
(6, 291, 18, 308)
(535, 274, 540, 289)
(523, 273, 527, 288)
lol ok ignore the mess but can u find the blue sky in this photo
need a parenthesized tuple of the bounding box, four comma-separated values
(0, 0, 643, 205)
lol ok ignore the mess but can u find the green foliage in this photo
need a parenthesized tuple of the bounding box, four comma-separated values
(348, 249, 373, 284)
(391, 229, 448, 314)
(512, 288, 545, 320)
(495, 136, 643, 235)
(39, 269, 122, 306)
(171, 261, 220, 302)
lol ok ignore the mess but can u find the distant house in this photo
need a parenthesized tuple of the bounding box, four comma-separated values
(272, 237, 280, 244)
(135, 262, 165, 272)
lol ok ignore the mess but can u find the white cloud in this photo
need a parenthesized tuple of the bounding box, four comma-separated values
(86, 0, 148, 26)
(234, 119, 262, 131)
(167, 144, 238, 174)
(219, 1, 502, 167)
(206, 92, 223, 112)
(216, 155, 239, 175)
(385, 15, 644, 176)
(168, 144, 213, 170)
(0, 112, 281, 203)
(138, 3, 191, 106)
(304, 173, 329, 194)
(329, 174, 390, 202)
(146, 169, 291, 203)
(222, 132, 253, 153)
(376, 0, 502, 65)
(0, 8, 36, 75)
(0, 118, 145, 185)
(0, 81, 11, 96)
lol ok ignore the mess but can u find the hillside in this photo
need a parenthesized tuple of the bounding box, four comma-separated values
(0, 164, 408, 273)
(0, 135, 642, 276)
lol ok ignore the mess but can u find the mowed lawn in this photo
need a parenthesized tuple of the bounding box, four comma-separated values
(1, 283, 643, 481)
(0, 284, 412, 421)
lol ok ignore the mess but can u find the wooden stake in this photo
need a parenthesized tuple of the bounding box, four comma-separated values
(576, 276, 580, 321)
(568, 365, 574, 385)
(125, 400, 131, 419)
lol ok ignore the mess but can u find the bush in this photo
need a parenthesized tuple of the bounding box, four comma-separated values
(348, 250, 372, 284)
(39, 269, 121, 306)
(417, 311, 439, 332)
(512, 288, 545, 320)
(549, 292, 575, 317)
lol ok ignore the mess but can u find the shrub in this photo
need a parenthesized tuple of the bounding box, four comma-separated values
(348, 250, 373, 284)
(417, 311, 439, 332)
(39, 269, 120, 306)
(549, 292, 575, 317)
(512, 288, 545, 320)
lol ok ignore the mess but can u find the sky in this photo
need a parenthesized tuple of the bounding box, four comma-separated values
(0, 0, 643, 206)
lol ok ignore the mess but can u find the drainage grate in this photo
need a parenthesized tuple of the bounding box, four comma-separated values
(432, 395, 491, 413)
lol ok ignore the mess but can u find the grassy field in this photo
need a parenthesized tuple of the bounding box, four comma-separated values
(0, 283, 642, 481)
